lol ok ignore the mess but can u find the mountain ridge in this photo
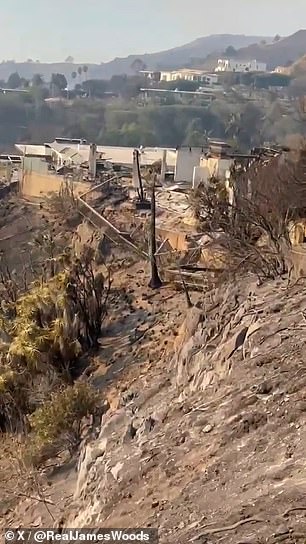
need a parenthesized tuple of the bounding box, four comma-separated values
(0, 34, 271, 81)
(1, 31, 305, 81)
(228, 29, 306, 69)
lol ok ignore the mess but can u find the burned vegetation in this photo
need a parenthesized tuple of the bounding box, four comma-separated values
(190, 145, 306, 281)
(0, 192, 114, 467)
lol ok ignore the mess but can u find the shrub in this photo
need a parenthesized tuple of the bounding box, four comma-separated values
(27, 382, 102, 465)
(0, 366, 29, 432)
(7, 249, 110, 373)
(191, 147, 306, 280)
(0, 246, 112, 437)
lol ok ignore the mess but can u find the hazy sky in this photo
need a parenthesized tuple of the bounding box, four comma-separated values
(2, 0, 306, 63)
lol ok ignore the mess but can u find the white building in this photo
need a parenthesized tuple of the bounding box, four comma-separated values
(273, 65, 290, 75)
(174, 147, 206, 183)
(215, 59, 267, 73)
(139, 70, 161, 82)
(203, 73, 219, 86)
(160, 69, 219, 84)
(15, 141, 177, 172)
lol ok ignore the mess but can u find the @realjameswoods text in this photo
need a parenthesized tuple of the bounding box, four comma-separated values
(5, 529, 158, 543)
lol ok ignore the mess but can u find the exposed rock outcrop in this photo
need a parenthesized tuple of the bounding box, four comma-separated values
(59, 276, 306, 543)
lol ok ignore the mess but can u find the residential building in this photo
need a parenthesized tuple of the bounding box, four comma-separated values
(202, 73, 219, 86)
(139, 70, 161, 82)
(159, 69, 219, 84)
(215, 59, 267, 73)
(273, 65, 290, 75)
(15, 141, 177, 174)
(15, 144, 51, 159)
(0, 154, 21, 165)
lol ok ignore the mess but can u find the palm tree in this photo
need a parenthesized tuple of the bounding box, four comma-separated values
(77, 66, 83, 83)
(32, 74, 44, 87)
(71, 71, 77, 89)
(83, 65, 88, 81)
(131, 58, 146, 74)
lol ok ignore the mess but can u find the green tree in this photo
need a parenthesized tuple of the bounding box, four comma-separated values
(121, 76, 144, 100)
(20, 78, 30, 89)
(109, 74, 128, 94)
(184, 118, 206, 146)
(51, 73, 67, 90)
(32, 74, 44, 87)
(254, 73, 291, 89)
(83, 65, 89, 80)
(131, 58, 146, 74)
(225, 45, 237, 57)
(50, 74, 68, 97)
(7, 72, 22, 89)
(237, 103, 264, 149)
(82, 79, 109, 98)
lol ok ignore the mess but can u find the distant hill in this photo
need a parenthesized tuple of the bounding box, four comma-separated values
(228, 30, 306, 70)
(99, 34, 272, 75)
(0, 34, 271, 82)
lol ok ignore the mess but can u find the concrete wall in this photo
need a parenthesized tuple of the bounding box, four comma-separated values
(19, 171, 92, 199)
(288, 220, 306, 245)
(288, 245, 306, 280)
(175, 148, 204, 183)
(23, 157, 49, 175)
(200, 157, 233, 180)
(156, 227, 189, 251)
(192, 166, 210, 188)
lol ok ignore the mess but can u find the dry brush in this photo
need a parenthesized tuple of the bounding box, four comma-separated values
(0, 246, 112, 464)
(191, 147, 306, 280)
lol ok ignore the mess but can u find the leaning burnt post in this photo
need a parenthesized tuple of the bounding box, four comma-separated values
(178, 267, 193, 308)
(148, 181, 162, 289)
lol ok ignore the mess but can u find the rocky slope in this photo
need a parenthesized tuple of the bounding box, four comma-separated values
(3, 259, 306, 543)
(229, 30, 306, 70)
(63, 274, 306, 543)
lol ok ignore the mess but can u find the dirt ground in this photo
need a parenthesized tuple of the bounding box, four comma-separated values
(1, 195, 306, 544)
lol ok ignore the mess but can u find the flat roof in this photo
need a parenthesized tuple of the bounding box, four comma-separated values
(140, 88, 215, 96)
(24, 142, 177, 168)
(15, 144, 50, 156)
(98, 146, 177, 167)
(208, 139, 232, 146)
(175, 68, 208, 75)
